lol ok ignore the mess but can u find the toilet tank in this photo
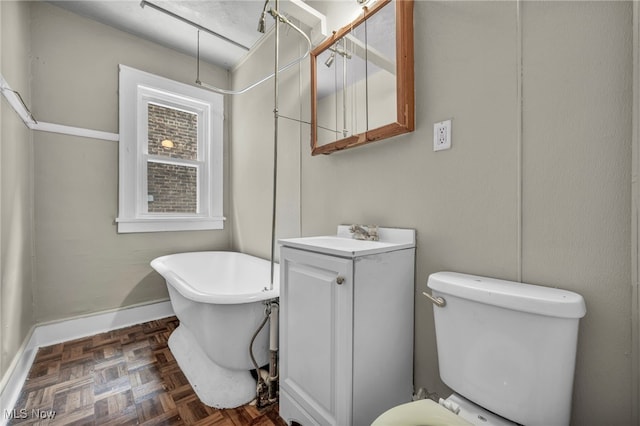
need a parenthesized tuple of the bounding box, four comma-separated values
(428, 272, 586, 426)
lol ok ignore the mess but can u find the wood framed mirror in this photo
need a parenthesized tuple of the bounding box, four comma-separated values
(310, 0, 414, 156)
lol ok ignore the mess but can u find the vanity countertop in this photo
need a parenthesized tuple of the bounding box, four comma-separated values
(279, 226, 415, 258)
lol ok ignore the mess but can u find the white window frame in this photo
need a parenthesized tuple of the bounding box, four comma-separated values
(117, 65, 224, 233)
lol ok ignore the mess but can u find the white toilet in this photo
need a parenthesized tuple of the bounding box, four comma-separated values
(372, 272, 586, 426)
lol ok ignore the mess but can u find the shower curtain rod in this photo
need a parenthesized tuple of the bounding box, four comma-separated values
(195, 9, 312, 96)
(138, 0, 311, 96)
(139, 0, 251, 52)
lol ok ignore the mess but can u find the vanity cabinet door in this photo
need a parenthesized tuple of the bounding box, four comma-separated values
(279, 247, 354, 426)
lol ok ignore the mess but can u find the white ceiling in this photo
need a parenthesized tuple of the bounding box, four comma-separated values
(47, 0, 326, 70)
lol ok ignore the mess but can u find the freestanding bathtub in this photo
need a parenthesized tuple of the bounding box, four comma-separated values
(150, 251, 279, 408)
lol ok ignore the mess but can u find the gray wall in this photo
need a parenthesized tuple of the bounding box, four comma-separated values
(231, 1, 633, 424)
(521, 3, 631, 422)
(28, 1, 232, 322)
(0, 0, 634, 424)
(0, 0, 236, 391)
(0, 0, 35, 385)
(230, 31, 306, 260)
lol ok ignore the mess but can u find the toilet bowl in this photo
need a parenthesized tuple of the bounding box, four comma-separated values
(371, 399, 471, 426)
(371, 394, 517, 426)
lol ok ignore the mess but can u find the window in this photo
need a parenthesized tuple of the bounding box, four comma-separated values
(117, 65, 224, 233)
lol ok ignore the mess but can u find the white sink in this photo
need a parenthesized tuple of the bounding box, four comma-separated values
(279, 226, 415, 258)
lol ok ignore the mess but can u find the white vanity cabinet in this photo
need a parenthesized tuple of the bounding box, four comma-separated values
(278, 227, 416, 426)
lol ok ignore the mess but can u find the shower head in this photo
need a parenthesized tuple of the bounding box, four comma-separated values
(324, 52, 335, 68)
(257, 0, 270, 33)
(257, 12, 267, 33)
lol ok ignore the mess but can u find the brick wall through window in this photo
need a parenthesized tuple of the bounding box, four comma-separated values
(147, 104, 198, 213)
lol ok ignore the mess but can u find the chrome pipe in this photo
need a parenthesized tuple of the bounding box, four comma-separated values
(269, 0, 280, 290)
(139, 0, 250, 51)
(267, 302, 279, 401)
(196, 10, 312, 96)
(257, 0, 270, 33)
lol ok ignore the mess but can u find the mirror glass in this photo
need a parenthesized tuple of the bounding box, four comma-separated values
(311, 0, 413, 155)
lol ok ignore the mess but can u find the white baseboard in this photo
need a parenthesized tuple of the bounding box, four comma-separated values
(0, 300, 174, 424)
(31, 299, 174, 348)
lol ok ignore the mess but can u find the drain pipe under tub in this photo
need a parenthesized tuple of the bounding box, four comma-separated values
(251, 300, 280, 408)
(267, 301, 279, 402)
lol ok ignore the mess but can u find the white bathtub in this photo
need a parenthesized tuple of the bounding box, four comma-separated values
(151, 251, 279, 408)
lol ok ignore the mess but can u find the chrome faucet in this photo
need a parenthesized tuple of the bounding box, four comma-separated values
(349, 224, 379, 241)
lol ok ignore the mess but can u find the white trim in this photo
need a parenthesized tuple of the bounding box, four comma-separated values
(117, 65, 224, 233)
(0, 74, 36, 127)
(31, 122, 119, 142)
(116, 216, 225, 233)
(0, 73, 119, 142)
(0, 300, 174, 424)
(0, 331, 37, 426)
(285, 0, 327, 44)
(32, 300, 173, 347)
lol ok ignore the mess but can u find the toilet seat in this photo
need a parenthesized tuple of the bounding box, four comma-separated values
(371, 399, 474, 426)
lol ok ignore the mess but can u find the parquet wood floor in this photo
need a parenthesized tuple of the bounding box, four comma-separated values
(8, 317, 287, 426)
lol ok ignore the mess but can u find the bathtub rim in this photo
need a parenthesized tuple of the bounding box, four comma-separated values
(151, 251, 279, 305)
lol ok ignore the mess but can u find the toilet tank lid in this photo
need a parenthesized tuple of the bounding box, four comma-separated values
(427, 272, 586, 319)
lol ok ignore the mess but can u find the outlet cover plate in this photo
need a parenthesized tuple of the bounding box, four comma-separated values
(434, 119, 452, 151)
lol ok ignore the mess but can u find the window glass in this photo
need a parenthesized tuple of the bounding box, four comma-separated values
(117, 65, 224, 233)
(147, 162, 198, 213)
(147, 103, 198, 160)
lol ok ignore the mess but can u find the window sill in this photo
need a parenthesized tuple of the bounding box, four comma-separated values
(116, 216, 226, 233)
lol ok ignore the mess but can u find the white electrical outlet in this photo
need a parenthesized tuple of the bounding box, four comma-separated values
(433, 119, 452, 151)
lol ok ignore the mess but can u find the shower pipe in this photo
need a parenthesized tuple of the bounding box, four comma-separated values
(249, 300, 280, 408)
(139, 1, 293, 405)
(195, 10, 312, 96)
(140, 0, 312, 289)
(196, 3, 311, 290)
(138, 0, 312, 97)
(254, 0, 281, 407)
(141, 0, 288, 405)
(249, 303, 271, 406)
(269, 0, 281, 292)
